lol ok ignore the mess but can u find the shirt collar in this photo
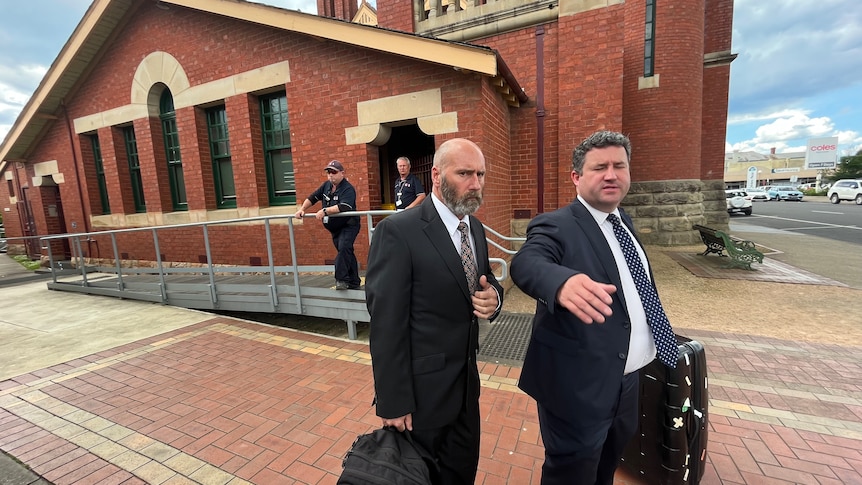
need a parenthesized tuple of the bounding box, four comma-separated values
(577, 194, 621, 226)
(431, 192, 469, 234)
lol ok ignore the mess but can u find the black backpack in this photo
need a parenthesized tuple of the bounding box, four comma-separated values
(338, 427, 438, 485)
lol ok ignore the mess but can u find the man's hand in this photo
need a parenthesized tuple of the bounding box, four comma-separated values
(293, 209, 305, 219)
(472, 275, 499, 319)
(315, 209, 326, 220)
(557, 273, 617, 324)
(382, 414, 413, 432)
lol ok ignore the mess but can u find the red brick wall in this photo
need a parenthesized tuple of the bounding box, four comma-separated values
(136, 116, 172, 213)
(375, 1, 414, 32)
(227, 94, 268, 208)
(471, 24, 559, 216)
(556, 6, 626, 206)
(476, 81, 514, 258)
(175, 105, 210, 211)
(702, 0, 734, 182)
(623, 0, 704, 181)
(704, 0, 733, 54)
(702, 66, 731, 182)
(99, 126, 132, 214)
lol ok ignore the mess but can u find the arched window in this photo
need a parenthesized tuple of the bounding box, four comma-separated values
(160, 89, 187, 211)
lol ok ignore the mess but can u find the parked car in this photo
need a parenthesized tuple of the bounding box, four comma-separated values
(746, 187, 769, 201)
(725, 189, 752, 216)
(0, 223, 5, 253)
(767, 186, 804, 201)
(827, 179, 862, 205)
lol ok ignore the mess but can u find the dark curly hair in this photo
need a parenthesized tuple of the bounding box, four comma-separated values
(571, 131, 632, 174)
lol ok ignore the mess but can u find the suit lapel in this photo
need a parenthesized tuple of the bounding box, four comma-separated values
(468, 215, 488, 274)
(569, 200, 629, 312)
(419, 199, 472, 300)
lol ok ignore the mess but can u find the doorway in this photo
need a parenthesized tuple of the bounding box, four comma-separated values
(378, 125, 434, 209)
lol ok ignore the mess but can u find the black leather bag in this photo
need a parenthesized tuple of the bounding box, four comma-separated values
(338, 427, 437, 485)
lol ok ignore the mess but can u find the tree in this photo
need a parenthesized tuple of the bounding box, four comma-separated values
(830, 149, 862, 181)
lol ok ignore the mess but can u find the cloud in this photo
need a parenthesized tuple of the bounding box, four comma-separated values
(727, 110, 861, 154)
(729, 0, 862, 116)
(0, 66, 48, 136)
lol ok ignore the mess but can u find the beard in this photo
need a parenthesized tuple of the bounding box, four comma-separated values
(441, 173, 482, 218)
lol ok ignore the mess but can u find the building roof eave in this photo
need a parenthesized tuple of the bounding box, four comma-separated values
(0, 0, 526, 166)
(166, 0, 499, 76)
(0, 0, 135, 165)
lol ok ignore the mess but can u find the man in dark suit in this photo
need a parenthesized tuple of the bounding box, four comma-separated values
(366, 138, 503, 484)
(511, 131, 675, 485)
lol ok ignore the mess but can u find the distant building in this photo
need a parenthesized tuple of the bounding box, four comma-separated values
(0, 0, 735, 265)
(725, 148, 821, 189)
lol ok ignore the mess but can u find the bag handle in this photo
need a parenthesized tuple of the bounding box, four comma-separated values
(382, 426, 440, 473)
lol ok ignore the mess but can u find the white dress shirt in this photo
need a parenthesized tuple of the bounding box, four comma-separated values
(578, 195, 657, 374)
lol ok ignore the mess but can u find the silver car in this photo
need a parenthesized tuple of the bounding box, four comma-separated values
(768, 186, 804, 201)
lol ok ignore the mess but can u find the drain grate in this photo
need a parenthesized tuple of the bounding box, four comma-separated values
(478, 312, 534, 364)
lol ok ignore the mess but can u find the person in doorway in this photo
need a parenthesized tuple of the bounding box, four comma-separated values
(394, 156, 426, 210)
(511, 130, 677, 485)
(366, 138, 503, 484)
(294, 160, 361, 290)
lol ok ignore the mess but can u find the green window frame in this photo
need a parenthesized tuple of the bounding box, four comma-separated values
(206, 106, 236, 209)
(123, 126, 146, 213)
(644, 0, 656, 77)
(160, 90, 187, 211)
(260, 92, 295, 205)
(90, 135, 110, 215)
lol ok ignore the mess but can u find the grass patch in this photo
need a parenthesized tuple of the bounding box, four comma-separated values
(11, 255, 42, 271)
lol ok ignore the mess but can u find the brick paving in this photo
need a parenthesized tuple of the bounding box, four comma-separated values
(666, 252, 848, 287)
(2, 316, 862, 484)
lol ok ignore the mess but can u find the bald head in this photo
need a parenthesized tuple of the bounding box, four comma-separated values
(431, 138, 486, 217)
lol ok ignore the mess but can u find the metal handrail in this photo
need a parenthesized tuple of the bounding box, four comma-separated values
(37, 209, 524, 308)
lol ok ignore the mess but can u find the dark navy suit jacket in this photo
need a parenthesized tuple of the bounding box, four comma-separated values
(511, 199, 654, 421)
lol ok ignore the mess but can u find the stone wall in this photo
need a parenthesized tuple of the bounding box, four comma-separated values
(623, 179, 728, 246)
(509, 178, 729, 249)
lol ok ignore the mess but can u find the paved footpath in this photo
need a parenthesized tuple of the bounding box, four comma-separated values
(2, 304, 862, 484)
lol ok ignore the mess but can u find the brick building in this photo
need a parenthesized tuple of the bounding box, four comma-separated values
(0, 0, 734, 267)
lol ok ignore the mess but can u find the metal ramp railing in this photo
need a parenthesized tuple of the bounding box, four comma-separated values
(39, 211, 524, 339)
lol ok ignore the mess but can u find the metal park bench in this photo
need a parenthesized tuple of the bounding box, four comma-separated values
(692, 224, 764, 270)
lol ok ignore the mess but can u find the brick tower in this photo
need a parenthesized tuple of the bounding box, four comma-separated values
(317, 0, 358, 20)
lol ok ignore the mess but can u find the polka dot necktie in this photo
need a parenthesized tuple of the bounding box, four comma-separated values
(608, 214, 677, 368)
(457, 222, 478, 295)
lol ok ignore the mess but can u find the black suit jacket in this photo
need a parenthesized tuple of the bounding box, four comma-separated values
(366, 197, 503, 429)
(511, 199, 654, 421)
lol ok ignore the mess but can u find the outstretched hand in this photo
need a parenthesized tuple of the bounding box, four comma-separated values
(557, 273, 617, 323)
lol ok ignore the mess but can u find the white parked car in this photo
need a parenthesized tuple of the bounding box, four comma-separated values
(827, 179, 862, 205)
(746, 187, 769, 201)
(725, 190, 753, 216)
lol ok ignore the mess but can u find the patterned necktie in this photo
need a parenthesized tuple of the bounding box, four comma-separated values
(608, 214, 677, 368)
(457, 222, 478, 295)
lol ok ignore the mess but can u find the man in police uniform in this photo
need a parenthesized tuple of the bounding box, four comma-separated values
(394, 156, 426, 210)
(294, 160, 361, 290)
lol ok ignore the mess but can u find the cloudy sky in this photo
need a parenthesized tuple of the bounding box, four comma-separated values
(1, 0, 860, 156)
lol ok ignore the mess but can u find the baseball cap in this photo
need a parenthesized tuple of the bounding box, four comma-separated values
(325, 160, 344, 172)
